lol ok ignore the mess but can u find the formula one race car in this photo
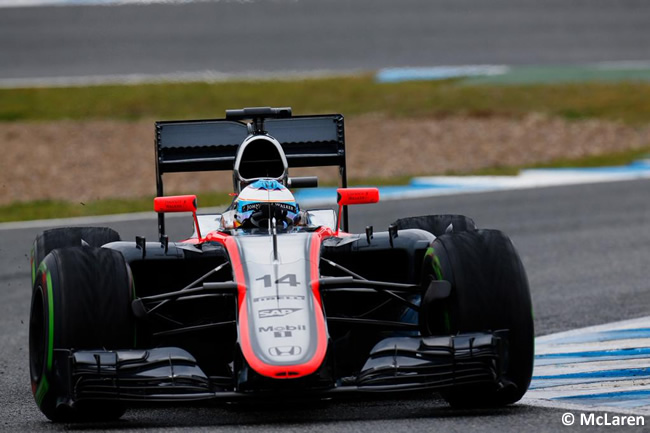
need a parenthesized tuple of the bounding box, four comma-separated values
(29, 107, 534, 422)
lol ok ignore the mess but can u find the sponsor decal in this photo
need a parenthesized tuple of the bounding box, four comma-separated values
(259, 325, 306, 333)
(269, 346, 302, 357)
(254, 295, 306, 303)
(241, 202, 296, 213)
(256, 273, 300, 288)
(274, 331, 292, 338)
(259, 308, 301, 318)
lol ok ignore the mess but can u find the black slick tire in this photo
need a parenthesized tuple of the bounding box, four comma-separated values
(30, 227, 121, 288)
(29, 247, 134, 422)
(420, 229, 534, 406)
(393, 214, 477, 236)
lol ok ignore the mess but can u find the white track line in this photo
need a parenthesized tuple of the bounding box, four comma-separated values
(524, 316, 650, 415)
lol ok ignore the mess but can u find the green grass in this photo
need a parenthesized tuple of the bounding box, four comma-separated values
(530, 147, 650, 170)
(3, 77, 650, 125)
(444, 147, 650, 177)
(3, 75, 650, 222)
(0, 178, 412, 223)
(0, 192, 234, 223)
(3, 147, 648, 223)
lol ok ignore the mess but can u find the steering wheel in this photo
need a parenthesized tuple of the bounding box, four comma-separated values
(247, 205, 294, 228)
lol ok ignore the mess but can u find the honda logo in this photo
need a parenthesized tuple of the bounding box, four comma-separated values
(269, 346, 302, 357)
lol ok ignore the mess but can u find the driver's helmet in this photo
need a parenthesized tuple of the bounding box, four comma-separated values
(234, 179, 300, 228)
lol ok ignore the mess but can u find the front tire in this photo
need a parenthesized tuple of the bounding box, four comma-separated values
(29, 247, 134, 422)
(420, 229, 534, 406)
(30, 227, 121, 288)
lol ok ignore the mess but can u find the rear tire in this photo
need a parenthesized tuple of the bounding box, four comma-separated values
(420, 229, 534, 406)
(29, 247, 134, 422)
(31, 227, 121, 288)
(393, 214, 477, 236)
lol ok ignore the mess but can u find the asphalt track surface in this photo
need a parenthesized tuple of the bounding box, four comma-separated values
(1, 178, 650, 431)
(2, 0, 650, 82)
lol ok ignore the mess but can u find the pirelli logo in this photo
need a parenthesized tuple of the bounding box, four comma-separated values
(254, 295, 305, 303)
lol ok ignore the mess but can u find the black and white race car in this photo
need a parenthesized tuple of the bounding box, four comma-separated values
(29, 107, 534, 422)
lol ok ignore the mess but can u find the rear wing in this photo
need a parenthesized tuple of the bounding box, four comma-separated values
(154, 111, 348, 235)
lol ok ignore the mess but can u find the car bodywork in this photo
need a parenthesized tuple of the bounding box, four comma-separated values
(30, 108, 529, 416)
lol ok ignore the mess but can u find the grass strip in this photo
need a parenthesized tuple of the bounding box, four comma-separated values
(3, 148, 648, 223)
(0, 192, 233, 223)
(445, 147, 650, 177)
(3, 77, 650, 125)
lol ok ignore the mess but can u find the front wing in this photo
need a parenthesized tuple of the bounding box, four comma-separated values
(52, 331, 507, 407)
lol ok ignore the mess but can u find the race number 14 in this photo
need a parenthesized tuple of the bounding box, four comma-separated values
(256, 273, 299, 288)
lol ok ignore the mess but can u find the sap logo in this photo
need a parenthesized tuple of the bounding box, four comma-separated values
(253, 295, 305, 303)
(269, 346, 302, 357)
(258, 308, 301, 318)
(259, 325, 306, 333)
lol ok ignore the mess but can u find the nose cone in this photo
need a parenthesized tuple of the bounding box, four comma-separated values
(234, 232, 328, 379)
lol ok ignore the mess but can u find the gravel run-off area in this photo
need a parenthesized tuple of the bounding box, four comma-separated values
(1, 113, 650, 205)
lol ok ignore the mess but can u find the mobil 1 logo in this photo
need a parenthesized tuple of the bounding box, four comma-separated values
(259, 324, 306, 339)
